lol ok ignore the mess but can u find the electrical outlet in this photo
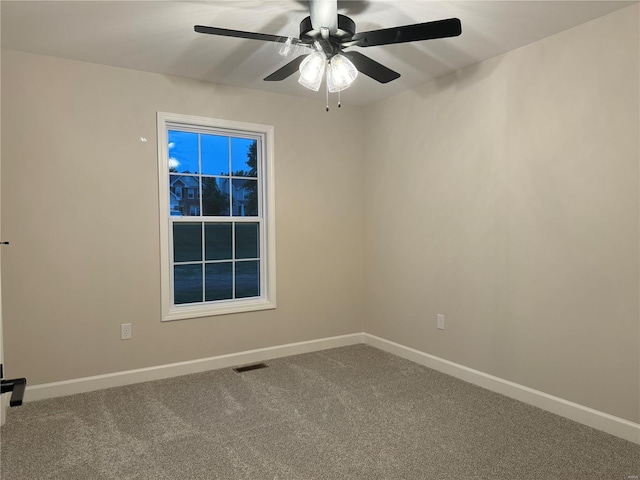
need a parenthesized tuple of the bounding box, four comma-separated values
(120, 323, 132, 340)
(437, 314, 445, 330)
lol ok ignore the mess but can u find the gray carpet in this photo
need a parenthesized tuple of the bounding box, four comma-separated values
(1, 345, 638, 479)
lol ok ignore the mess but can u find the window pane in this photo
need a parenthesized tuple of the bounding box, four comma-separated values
(231, 179, 258, 216)
(205, 223, 232, 261)
(205, 263, 233, 301)
(235, 223, 259, 259)
(174, 264, 203, 304)
(170, 175, 200, 217)
(173, 223, 202, 262)
(168, 130, 199, 174)
(201, 134, 229, 176)
(202, 177, 230, 216)
(235, 261, 260, 298)
(231, 138, 257, 177)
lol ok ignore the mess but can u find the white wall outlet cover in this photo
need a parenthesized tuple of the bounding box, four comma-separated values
(120, 323, 132, 340)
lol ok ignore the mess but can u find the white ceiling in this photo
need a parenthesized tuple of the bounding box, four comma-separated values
(1, 1, 635, 106)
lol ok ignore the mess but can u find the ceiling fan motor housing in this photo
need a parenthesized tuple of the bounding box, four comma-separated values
(299, 14, 356, 57)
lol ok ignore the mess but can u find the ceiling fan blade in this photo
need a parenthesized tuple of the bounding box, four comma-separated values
(343, 51, 400, 84)
(351, 18, 462, 47)
(264, 55, 309, 81)
(194, 25, 285, 43)
(308, 0, 338, 32)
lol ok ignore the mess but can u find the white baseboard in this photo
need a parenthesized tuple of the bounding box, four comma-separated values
(25, 333, 365, 402)
(24, 331, 638, 445)
(362, 333, 640, 445)
(0, 393, 8, 426)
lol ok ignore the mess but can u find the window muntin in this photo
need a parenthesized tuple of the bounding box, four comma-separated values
(158, 113, 275, 321)
(171, 221, 261, 304)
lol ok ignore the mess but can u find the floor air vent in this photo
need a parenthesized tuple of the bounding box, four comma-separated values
(233, 363, 268, 373)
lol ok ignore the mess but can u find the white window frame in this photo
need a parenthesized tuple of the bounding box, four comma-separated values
(157, 112, 276, 321)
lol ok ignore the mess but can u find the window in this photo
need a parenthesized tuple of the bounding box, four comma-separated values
(157, 112, 276, 321)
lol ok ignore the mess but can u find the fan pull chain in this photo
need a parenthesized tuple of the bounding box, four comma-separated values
(325, 81, 329, 112)
(338, 90, 341, 108)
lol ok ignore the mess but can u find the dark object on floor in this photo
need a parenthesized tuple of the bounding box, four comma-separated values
(0, 363, 27, 407)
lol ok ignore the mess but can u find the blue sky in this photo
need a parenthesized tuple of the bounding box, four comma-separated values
(168, 130, 255, 176)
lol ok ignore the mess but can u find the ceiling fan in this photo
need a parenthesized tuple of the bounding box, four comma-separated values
(195, 0, 462, 109)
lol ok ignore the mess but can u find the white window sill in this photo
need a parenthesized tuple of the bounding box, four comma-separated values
(162, 298, 276, 322)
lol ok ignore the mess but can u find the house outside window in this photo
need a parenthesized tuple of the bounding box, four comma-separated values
(157, 112, 276, 321)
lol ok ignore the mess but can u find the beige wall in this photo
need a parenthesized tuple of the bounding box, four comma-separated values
(363, 5, 639, 423)
(1, 49, 365, 385)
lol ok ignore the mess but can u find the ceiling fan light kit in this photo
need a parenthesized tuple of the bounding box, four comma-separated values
(194, 0, 462, 111)
(298, 50, 326, 91)
(326, 54, 358, 93)
(278, 36, 299, 58)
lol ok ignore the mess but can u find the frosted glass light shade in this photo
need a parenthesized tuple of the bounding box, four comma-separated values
(278, 37, 298, 57)
(298, 52, 326, 91)
(327, 54, 358, 93)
